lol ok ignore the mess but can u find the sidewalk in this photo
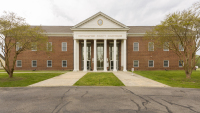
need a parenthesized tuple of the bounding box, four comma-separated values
(29, 71, 87, 87)
(113, 71, 169, 87)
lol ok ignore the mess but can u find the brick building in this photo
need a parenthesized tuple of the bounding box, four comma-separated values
(14, 12, 183, 71)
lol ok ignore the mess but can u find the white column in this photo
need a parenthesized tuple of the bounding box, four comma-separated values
(83, 39, 87, 71)
(93, 39, 97, 71)
(123, 39, 127, 71)
(113, 39, 117, 71)
(121, 40, 124, 67)
(76, 40, 79, 71)
(73, 39, 77, 71)
(104, 39, 107, 71)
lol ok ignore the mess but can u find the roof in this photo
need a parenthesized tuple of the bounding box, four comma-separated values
(31, 26, 154, 34)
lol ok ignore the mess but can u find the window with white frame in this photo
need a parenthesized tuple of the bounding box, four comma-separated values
(179, 43, 184, 51)
(163, 42, 169, 51)
(16, 42, 22, 51)
(179, 60, 184, 67)
(163, 60, 169, 67)
(32, 60, 37, 67)
(133, 42, 139, 51)
(148, 42, 154, 51)
(47, 60, 52, 67)
(133, 60, 139, 67)
(62, 60, 67, 67)
(62, 42, 67, 51)
(148, 60, 154, 67)
(47, 42, 52, 51)
(31, 43, 37, 51)
(16, 60, 22, 67)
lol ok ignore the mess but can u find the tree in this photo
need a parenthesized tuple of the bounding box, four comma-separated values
(145, 6, 200, 79)
(0, 11, 48, 78)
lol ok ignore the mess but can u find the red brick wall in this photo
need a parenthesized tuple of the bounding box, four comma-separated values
(127, 36, 183, 71)
(13, 36, 74, 70)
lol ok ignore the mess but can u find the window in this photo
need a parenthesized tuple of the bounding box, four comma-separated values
(133, 60, 139, 67)
(133, 42, 139, 51)
(62, 60, 67, 67)
(163, 60, 169, 67)
(179, 60, 184, 67)
(31, 43, 37, 51)
(16, 42, 22, 51)
(163, 42, 169, 51)
(16, 60, 22, 67)
(32, 60, 37, 67)
(47, 60, 52, 67)
(179, 43, 184, 51)
(62, 42, 67, 51)
(148, 42, 154, 51)
(148, 60, 154, 67)
(47, 42, 52, 51)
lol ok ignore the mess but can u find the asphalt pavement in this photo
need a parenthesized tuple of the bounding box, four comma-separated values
(0, 86, 200, 113)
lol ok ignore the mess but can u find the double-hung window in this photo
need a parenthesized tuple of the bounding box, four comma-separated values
(163, 42, 169, 51)
(148, 42, 154, 51)
(62, 42, 67, 51)
(47, 60, 52, 67)
(47, 42, 52, 51)
(133, 60, 139, 67)
(133, 42, 139, 51)
(32, 60, 37, 67)
(179, 43, 184, 51)
(163, 60, 169, 67)
(62, 60, 67, 67)
(16, 42, 22, 51)
(16, 60, 22, 67)
(179, 60, 184, 67)
(31, 42, 37, 51)
(148, 60, 154, 67)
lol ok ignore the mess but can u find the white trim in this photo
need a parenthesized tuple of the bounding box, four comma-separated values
(163, 42, 169, 51)
(148, 60, 154, 67)
(133, 42, 139, 51)
(163, 60, 169, 67)
(32, 60, 37, 67)
(16, 60, 22, 67)
(31, 43, 37, 51)
(127, 33, 145, 36)
(47, 60, 52, 67)
(62, 60, 67, 67)
(62, 42, 67, 51)
(47, 42, 52, 51)
(133, 60, 139, 67)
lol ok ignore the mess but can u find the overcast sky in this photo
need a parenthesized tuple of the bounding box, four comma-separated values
(1, 0, 200, 54)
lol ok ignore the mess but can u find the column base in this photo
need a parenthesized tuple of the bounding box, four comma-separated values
(123, 70, 127, 72)
(104, 70, 107, 72)
(83, 70, 87, 72)
(73, 70, 77, 72)
(113, 69, 117, 72)
(93, 70, 97, 72)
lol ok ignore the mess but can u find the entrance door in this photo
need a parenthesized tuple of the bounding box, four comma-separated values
(87, 60, 91, 70)
(97, 43, 104, 70)
(110, 60, 118, 70)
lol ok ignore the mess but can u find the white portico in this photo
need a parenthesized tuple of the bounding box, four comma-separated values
(71, 12, 129, 72)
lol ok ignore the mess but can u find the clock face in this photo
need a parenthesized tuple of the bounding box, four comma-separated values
(98, 19, 103, 26)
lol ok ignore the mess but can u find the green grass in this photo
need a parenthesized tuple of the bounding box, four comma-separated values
(0, 73, 63, 87)
(74, 72, 124, 86)
(134, 70, 200, 88)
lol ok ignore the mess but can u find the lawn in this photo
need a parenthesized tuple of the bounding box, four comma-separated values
(134, 70, 200, 88)
(0, 73, 63, 87)
(74, 72, 124, 86)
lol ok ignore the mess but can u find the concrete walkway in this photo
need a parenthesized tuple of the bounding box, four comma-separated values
(113, 71, 169, 87)
(29, 71, 87, 87)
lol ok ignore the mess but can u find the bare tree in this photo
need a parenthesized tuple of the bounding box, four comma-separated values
(0, 11, 48, 78)
(145, 5, 200, 79)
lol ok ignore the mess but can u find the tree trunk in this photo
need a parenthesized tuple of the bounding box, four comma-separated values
(9, 72, 13, 78)
(185, 70, 191, 79)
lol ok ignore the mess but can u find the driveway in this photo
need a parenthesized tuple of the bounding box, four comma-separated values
(113, 71, 169, 87)
(29, 71, 87, 87)
(0, 87, 199, 113)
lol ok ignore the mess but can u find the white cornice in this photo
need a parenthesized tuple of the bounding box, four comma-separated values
(71, 28, 129, 31)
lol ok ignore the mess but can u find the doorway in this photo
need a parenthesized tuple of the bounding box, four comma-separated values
(97, 43, 104, 70)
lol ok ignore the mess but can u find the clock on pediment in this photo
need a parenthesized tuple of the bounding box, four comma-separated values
(97, 19, 103, 26)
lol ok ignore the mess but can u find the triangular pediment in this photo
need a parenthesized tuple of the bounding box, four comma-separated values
(71, 12, 129, 30)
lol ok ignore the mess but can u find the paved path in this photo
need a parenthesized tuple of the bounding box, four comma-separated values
(1, 87, 200, 113)
(29, 71, 87, 87)
(113, 71, 169, 87)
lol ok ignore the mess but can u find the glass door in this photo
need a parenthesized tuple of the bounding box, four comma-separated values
(109, 43, 119, 70)
(81, 43, 91, 70)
